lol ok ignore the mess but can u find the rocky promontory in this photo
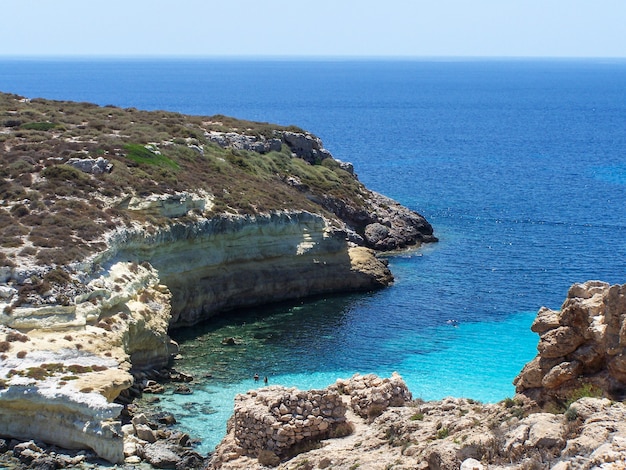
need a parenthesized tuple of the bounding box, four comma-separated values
(0, 92, 436, 463)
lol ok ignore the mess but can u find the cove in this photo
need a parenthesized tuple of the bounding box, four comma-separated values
(157, 252, 539, 453)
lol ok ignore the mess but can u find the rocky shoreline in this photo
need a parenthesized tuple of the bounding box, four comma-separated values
(3, 95, 624, 469)
(1, 281, 626, 469)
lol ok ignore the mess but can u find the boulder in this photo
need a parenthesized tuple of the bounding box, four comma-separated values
(281, 131, 332, 164)
(460, 458, 484, 470)
(143, 442, 180, 469)
(537, 326, 585, 358)
(67, 156, 112, 174)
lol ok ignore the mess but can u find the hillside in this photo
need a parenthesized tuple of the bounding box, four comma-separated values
(0, 92, 434, 271)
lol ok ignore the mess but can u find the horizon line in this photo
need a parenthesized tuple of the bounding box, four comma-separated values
(1, 54, 626, 62)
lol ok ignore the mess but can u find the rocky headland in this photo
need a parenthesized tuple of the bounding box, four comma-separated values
(0, 92, 435, 465)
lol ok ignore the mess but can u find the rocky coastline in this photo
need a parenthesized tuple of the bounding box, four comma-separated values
(0, 93, 436, 466)
(2, 281, 625, 469)
(2, 94, 624, 469)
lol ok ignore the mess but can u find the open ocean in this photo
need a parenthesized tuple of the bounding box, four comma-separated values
(2, 58, 626, 452)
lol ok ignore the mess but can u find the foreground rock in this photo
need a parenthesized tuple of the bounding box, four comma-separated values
(515, 281, 626, 406)
(210, 378, 626, 470)
(0, 404, 206, 469)
(2, 281, 626, 468)
(210, 373, 412, 468)
(0, 261, 175, 463)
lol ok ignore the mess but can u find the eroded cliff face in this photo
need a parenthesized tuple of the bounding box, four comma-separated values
(100, 210, 392, 327)
(0, 210, 392, 462)
(0, 262, 173, 463)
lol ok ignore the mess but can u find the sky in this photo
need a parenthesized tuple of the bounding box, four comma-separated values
(2, 0, 625, 58)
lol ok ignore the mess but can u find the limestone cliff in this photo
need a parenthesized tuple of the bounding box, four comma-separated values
(0, 262, 173, 463)
(100, 210, 392, 327)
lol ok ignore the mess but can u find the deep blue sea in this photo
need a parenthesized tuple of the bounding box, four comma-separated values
(2, 58, 626, 452)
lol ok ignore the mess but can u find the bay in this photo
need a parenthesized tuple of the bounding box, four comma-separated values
(1, 58, 625, 451)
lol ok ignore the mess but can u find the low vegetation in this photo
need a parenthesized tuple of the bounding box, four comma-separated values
(0, 92, 369, 267)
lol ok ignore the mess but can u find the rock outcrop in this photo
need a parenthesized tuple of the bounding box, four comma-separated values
(207, 131, 282, 154)
(226, 386, 347, 459)
(210, 373, 412, 467)
(515, 281, 626, 405)
(66, 156, 113, 174)
(299, 188, 437, 250)
(210, 378, 626, 470)
(0, 262, 174, 463)
(208, 127, 436, 250)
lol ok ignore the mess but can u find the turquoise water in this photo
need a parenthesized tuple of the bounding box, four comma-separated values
(2, 59, 626, 452)
(162, 285, 538, 452)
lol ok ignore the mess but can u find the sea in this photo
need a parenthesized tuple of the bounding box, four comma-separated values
(1, 58, 626, 453)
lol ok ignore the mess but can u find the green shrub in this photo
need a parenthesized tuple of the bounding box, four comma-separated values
(21, 122, 58, 131)
(40, 164, 92, 189)
(67, 364, 93, 374)
(26, 367, 50, 380)
(503, 397, 516, 408)
(436, 427, 449, 439)
(566, 382, 603, 407)
(284, 440, 322, 459)
(43, 268, 71, 285)
(565, 406, 578, 421)
(329, 421, 354, 438)
(123, 143, 179, 169)
(9, 204, 29, 217)
(6, 331, 28, 342)
(367, 404, 387, 420)
(0, 252, 15, 268)
(257, 450, 280, 467)
(41, 363, 65, 373)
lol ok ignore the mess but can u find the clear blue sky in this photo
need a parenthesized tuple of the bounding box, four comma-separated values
(3, 0, 625, 58)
